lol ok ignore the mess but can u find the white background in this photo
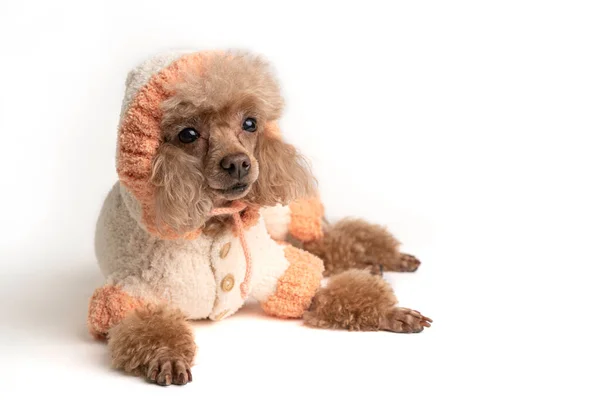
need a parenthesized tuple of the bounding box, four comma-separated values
(1, 0, 599, 398)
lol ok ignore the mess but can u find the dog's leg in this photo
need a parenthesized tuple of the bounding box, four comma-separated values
(303, 269, 432, 332)
(303, 218, 421, 277)
(108, 304, 196, 386)
(88, 284, 195, 386)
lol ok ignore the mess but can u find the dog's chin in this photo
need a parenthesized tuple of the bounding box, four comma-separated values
(213, 183, 252, 201)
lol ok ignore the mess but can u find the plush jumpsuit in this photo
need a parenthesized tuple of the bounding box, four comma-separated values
(87, 50, 325, 337)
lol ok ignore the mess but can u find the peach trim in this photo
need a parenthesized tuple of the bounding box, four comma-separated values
(87, 285, 145, 339)
(209, 201, 253, 299)
(288, 197, 325, 242)
(117, 52, 208, 240)
(261, 246, 324, 318)
(264, 121, 282, 138)
(118, 51, 280, 241)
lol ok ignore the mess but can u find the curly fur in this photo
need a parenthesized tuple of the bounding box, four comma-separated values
(247, 133, 316, 207)
(303, 218, 421, 277)
(150, 143, 213, 234)
(150, 51, 315, 233)
(303, 270, 432, 332)
(108, 304, 196, 386)
(96, 49, 431, 387)
(163, 50, 284, 122)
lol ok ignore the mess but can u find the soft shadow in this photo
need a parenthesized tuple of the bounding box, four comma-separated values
(3, 264, 104, 343)
(4, 263, 295, 341)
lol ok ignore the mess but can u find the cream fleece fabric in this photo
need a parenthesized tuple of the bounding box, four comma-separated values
(95, 181, 291, 320)
(261, 204, 292, 241)
(92, 51, 323, 325)
(118, 50, 190, 124)
(114, 50, 191, 164)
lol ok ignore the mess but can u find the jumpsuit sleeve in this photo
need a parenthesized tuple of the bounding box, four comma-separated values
(256, 244, 324, 319)
(287, 196, 325, 243)
(87, 274, 159, 339)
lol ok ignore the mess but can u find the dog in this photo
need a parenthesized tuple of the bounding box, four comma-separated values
(88, 50, 431, 386)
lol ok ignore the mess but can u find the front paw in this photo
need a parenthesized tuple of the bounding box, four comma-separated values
(107, 305, 197, 386)
(147, 356, 192, 386)
(381, 307, 432, 333)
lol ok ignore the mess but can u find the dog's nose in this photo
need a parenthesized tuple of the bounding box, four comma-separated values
(220, 153, 251, 179)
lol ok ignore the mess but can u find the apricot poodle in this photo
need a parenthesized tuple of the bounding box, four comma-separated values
(88, 49, 431, 386)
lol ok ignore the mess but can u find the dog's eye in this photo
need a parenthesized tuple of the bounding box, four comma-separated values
(178, 127, 199, 143)
(242, 117, 257, 132)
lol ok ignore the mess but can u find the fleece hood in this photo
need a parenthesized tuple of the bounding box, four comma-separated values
(115, 50, 281, 239)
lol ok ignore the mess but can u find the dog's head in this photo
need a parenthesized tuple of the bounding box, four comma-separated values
(117, 51, 315, 237)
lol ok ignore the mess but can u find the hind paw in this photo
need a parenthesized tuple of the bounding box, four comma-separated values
(381, 307, 432, 333)
(395, 253, 421, 272)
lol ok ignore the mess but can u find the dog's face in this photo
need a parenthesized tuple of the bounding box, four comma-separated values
(161, 103, 261, 202)
(149, 52, 316, 234)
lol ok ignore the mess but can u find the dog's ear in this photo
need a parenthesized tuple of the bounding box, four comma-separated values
(150, 143, 212, 233)
(249, 128, 317, 207)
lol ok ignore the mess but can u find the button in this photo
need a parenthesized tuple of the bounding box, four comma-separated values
(214, 309, 229, 321)
(220, 242, 231, 258)
(221, 274, 235, 292)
